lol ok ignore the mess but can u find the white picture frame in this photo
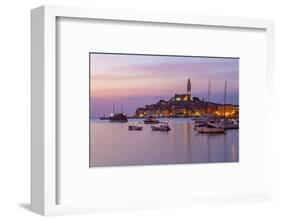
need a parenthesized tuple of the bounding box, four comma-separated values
(31, 5, 274, 215)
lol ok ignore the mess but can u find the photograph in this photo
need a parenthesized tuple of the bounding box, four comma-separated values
(90, 53, 239, 167)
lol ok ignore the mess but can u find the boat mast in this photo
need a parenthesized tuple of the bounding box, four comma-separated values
(207, 78, 211, 116)
(208, 78, 211, 103)
(224, 80, 227, 120)
(121, 104, 123, 113)
(113, 104, 115, 114)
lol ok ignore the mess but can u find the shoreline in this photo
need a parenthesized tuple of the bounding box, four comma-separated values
(92, 116, 238, 120)
(95, 116, 195, 120)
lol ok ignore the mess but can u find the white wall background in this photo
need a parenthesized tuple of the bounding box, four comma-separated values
(0, 0, 280, 220)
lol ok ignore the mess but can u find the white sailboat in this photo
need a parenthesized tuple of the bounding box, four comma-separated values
(193, 78, 213, 123)
(195, 79, 227, 134)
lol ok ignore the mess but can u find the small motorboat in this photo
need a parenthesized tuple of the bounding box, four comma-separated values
(221, 119, 239, 129)
(151, 122, 171, 132)
(215, 119, 239, 129)
(197, 122, 225, 133)
(194, 123, 207, 131)
(192, 116, 217, 124)
(144, 116, 160, 124)
(128, 125, 143, 131)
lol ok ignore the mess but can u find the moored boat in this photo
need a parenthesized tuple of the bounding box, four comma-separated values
(128, 125, 143, 130)
(225, 119, 239, 129)
(194, 123, 208, 131)
(192, 116, 211, 124)
(197, 122, 225, 133)
(218, 119, 239, 129)
(144, 116, 160, 124)
(109, 113, 128, 122)
(151, 122, 171, 132)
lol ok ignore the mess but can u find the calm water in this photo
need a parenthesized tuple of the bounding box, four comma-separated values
(90, 118, 239, 167)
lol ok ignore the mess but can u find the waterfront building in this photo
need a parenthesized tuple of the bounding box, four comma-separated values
(134, 78, 239, 119)
(173, 94, 189, 102)
(214, 105, 239, 118)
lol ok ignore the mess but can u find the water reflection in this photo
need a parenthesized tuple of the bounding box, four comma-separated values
(90, 119, 239, 167)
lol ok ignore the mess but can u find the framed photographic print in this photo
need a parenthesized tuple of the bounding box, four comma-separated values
(31, 5, 274, 215)
(89, 52, 239, 167)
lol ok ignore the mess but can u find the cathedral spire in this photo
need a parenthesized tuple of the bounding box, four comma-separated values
(187, 78, 191, 98)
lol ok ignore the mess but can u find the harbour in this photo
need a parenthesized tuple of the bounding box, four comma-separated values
(90, 118, 239, 167)
(97, 78, 238, 135)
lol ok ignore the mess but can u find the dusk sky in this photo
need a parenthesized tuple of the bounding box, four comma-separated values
(90, 53, 239, 118)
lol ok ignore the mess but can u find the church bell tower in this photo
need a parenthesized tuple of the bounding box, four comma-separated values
(187, 78, 191, 99)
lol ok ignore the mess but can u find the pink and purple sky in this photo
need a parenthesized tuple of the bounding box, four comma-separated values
(90, 53, 239, 118)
